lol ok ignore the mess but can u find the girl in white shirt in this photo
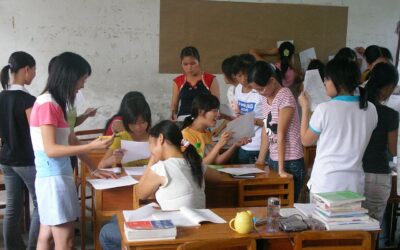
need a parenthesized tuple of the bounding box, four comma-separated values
(299, 58, 377, 196)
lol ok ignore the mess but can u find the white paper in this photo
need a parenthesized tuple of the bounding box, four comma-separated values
(303, 69, 330, 111)
(328, 55, 335, 61)
(123, 202, 159, 221)
(177, 115, 190, 122)
(124, 166, 146, 176)
(225, 112, 255, 145)
(87, 175, 138, 190)
(279, 208, 306, 218)
(294, 203, 315, 218)
(299, 48, 317, 72)
(102, 167, 122, 174)
(217, 167, 265, 176)
(152, 207, 226, 227)
(386, 95, 400, 112)
(220, 103, 235, 118)
(121, 140, 150, 164)
(277, 40, 294, 48)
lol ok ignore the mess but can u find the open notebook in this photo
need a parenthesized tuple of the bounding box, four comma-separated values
(123, 203, 226, 227)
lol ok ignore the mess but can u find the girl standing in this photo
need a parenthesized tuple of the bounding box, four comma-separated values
(30, 52, 113, 249)
(0, 51, 39, 250)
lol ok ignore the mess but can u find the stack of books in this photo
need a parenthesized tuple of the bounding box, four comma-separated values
(312, 191, 380, 230)
(124, 220, 177, 241)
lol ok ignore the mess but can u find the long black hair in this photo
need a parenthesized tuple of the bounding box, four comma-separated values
(278, 41, 295, 78)
(365, 62, 399, 105)
(247, 61, 281, 87)
(325, 57, 367, 109)
(1, 51, 36, 90)
(182, 93, 220, 129)
(103, 91, 146, 133)
(42, 52, 91, 119)
(121, 96, 152, 133)
(149, 120, 203, 187)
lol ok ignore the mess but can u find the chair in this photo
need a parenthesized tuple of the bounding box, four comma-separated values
(75, 128, 105, 142)
(385, 174, 400, 245)
(79, 149, 107, 250)
(238, 178, 294, 208)
(177, 238, 256, 250)
(294, 231, 372, 250)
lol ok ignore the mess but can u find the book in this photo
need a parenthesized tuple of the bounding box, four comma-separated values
(123, 203, 226, 227)
(294, 203, 315, 218)
(318, 216, 380, 231)
(315, 206, 368, 218)
(315, 200, 362, 210)
(313, 191, 365, 207)
(312, 212, 370, 223)
(124, 220, 177, 241)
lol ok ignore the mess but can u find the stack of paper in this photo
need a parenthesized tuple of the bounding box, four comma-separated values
(121, 140, 150, 164)
(87, 175, 138, 190)
(217, 167, 265, 176)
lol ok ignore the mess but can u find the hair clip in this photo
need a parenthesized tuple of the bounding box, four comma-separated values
(283, 49, 290, 57)
(181, 139, 190, 148)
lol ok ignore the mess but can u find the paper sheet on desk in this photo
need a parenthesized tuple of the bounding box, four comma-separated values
(87, 175, 138, 190)
(225, 112, 255, 145)
(120, 140, 150, 164)
(304, 69, 330, 111)
(299, 48, 317, 72)
(124, 166, 146, 176)
(217, 167, 265, 176)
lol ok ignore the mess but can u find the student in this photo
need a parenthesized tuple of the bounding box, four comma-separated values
(334, 47, 357, 62)
(362, 62, 398, 224)
(100, 120, 205, 250)
(298, 58, 377, 196)
(0, 51, 39, 250)
(181, 93, 250, 165)
(103, 91, 146, 136)
(30, 52, 114, 249)
(361, 45, 385, 82)
(232, 54, 264, 164)
(249, 61, 304, 202)
(250, 41, 297, 88)
(98, 96, 151, 168)
(221, 55, 240, 115)
(170, 46, 220, 121)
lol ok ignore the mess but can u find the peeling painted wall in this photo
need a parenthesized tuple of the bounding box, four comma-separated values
(0, 0, 399, 130)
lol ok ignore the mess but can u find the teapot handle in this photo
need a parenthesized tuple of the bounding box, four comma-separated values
(229, 218, 236, 232)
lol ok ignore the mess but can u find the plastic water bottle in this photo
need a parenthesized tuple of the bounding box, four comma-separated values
(267, 197, 281, 232)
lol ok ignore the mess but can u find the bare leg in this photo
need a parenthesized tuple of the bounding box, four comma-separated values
(51, 221, 75, 250)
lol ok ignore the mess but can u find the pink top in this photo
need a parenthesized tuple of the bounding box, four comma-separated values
(261, 87, 303, 161)
(275, 62, 296, 88)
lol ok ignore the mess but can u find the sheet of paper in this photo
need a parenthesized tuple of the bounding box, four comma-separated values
(217, 167, 265, 176)
(328, 55, 335, 61)
(124, 166, 146, 176)
(225, 112, 255, 145)
(102, 167, 122, 174)
(303, 69, 330, 111)
(177, 114, 190, 122)
(121, 140, 150, 164)
(299, 48, 317, 72)
(220, 103, 235, 118)
(277, 40, 294, 48)
(279, 208, 306, 218)
(181, 207, 226, 224)
(123, 202, 159, 221)
(294, 203, 315, 218)
(387, 94, 400, 112)
(87, 175, 138, 190)
(152, 211, 196, 226)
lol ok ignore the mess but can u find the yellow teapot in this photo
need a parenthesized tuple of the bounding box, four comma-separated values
(229, 210, 254, 234)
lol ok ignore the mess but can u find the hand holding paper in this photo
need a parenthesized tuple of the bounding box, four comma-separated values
(303, 69, 330, 111)
(121, 140, 151, 164)
(224, 112, 255, 145)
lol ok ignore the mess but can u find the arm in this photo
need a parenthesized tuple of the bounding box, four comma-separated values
(249, 48, 279, 61)
(256, 126, 269, 166)
(41, 125, 112, 158)
(136, 157, 164, 200)
(388, 130, 398, 157)
(75, 108, 97, 127)
(277, 107, 294, 176)
(170, 82, 179, 120)
(209, 78, 220, 100)
(97, 148, 124, 169)
(25, 108, 32, 124)
(298, 92, 319, 146)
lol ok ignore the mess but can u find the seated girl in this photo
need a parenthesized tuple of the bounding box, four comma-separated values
(103, 91, 146, 135)
(100, 120, 205, 250)
(98, 96, 151, 168)
(181, 93, 250, 165)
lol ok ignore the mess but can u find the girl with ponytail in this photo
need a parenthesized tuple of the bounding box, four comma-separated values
(298, 57, 378, 195)
(0, 51, 38, 249)
(100, 120, 206, 250)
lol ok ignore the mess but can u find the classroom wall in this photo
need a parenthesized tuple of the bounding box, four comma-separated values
(0, 0, 399, 130)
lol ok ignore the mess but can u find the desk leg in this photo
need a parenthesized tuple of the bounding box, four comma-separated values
(80, 179, 86, 250)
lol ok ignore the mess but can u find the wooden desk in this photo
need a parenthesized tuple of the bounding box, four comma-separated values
(90, 164, 293, 249)
(205, 165, 294, 208)
(118, 207, 378, 250)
